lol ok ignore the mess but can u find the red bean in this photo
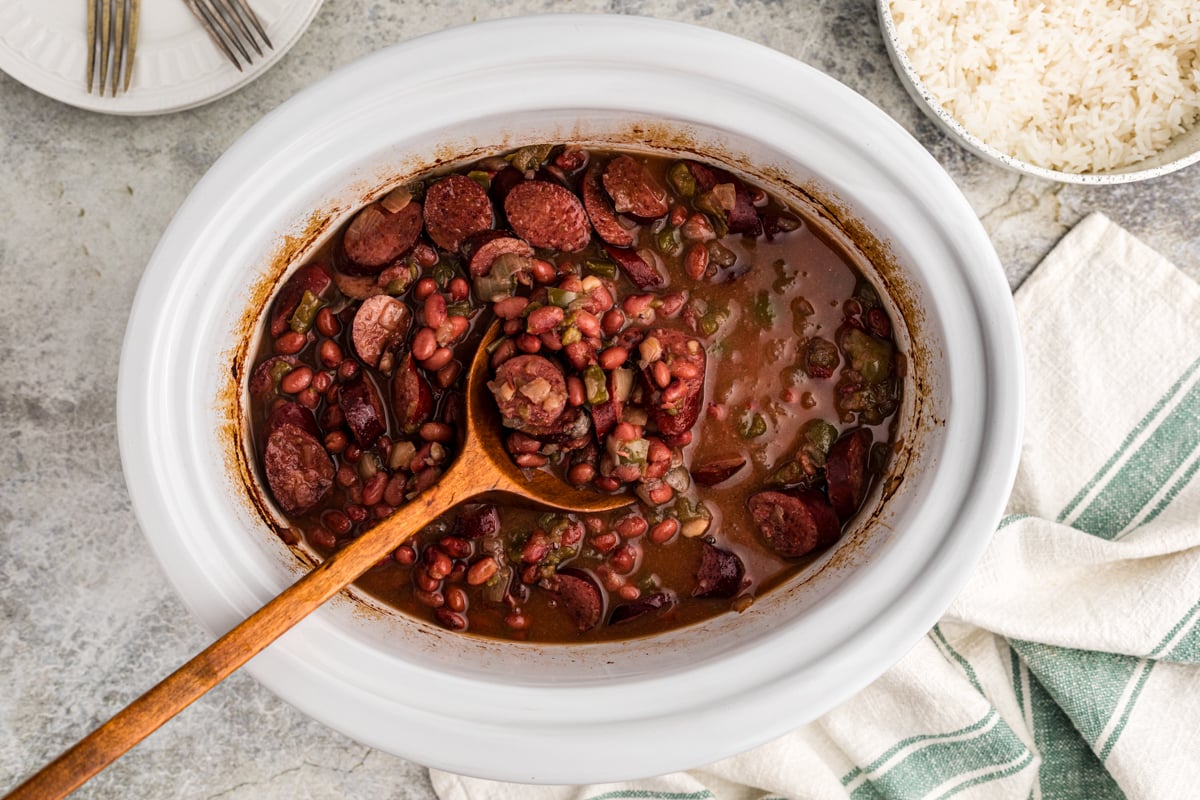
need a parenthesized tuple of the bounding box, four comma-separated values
(622, 294, 654, 316)
(493, 296, 530, 320)
(393, 544, 416, 565)
(312, 371, 333, 393)
(615, 515, 648, 538)
(412, 327, 437, 361)
(414, 277, 437, 301)
(589, 285, 614, 313)
(526, 305, 564, 334)
(362, 472, 388, 506)
(503, 318, 523, 336)
(446, 315, 470, 342)
(414, 589, 445, 609)
(575, 310, 601, 338)
(346, 503, 369, 523)
(383, 474, 407, 506)
(515, 453, 548, 468)
(297, 388, 320, 409)
(310, 527, 336, 550)
(647, 483, 674, 505)
(445, 586, 469, 613)
(413, 566, 440, 593)
(670, 204, 688, 226)
(337, 360, 360, 382)
(598, 346, 628, 371)
(618, 584, 641, 601)
(515, 333, 542, 354)
(423, 293, 447, 328)
(325, 431, 349, 455)
(664, 430, 693, 447)
(413, 244, 439, 267)
(672, 361, 701, 380)
(685, 242, 709, 280)
(323, 510, 352, 536)
(343, 444, 362, 463)
(539, 330, 563, 351)
(421, 346, 454, 371)
(613, 422, 639, 442)
(610, 545, 637, 574)
(659, 293, 686, 316)
(601, 309, 625, 336)
(650, 518, 679, 544)
(490, 338, 517, 369)
(316, 307, 341, 337)
(278, 366, 312, 395)
(372, 503, 395, 519)
(567, 376, 586, 407)
(644, 460, 669, 480)
(594, 476, 621, 492)
(662, 380, 687, 404)
(652, 360, 671, 388)
(335, 463, 357, 487)
(467, 557, 499, 586)
(438, 536, 472, 559)
(567, 462, 596, 485)
(504, 612, 529, 630)
(448, 277, 470, 302)
(531, 258, 557, 284)
(420, 422, 454, 443)
(274, 331, 307, 355)
(436, 361, 462, 389)
(425, 549, 453, 580)
(507, 431, 542, 454)
(322, 404, 345, 429)
(592, 531, 619, 553)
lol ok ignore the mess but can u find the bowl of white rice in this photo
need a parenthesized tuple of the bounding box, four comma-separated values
(879, 0, 1200, 183)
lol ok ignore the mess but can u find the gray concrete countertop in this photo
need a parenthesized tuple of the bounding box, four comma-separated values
(2, 2, 1197, 798)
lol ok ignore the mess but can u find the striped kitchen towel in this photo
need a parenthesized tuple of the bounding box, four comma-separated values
(431, 213, 1200, 800)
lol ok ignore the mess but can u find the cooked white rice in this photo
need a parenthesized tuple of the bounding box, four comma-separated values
(889, 0, 1200, 173)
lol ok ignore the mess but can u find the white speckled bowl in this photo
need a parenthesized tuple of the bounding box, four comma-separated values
(118, 15, 1022, 784)
(878, 1, 1200, 184)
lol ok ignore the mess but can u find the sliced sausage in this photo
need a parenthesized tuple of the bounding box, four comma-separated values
(454, 504, 501, 540)
(332, 269, 384, 300)
(582, 161, 634, 247)
(391, 352, 434, 435)
(610, 591, 676, 625)
(264, 423, 334, 515)
(645, 329, 706, 437)
(265, 400, 319, 439)
(503, 180, 591, 252)
(488, 354, 567, 434)
(690, 456, 747, 488)
(552, 568, 604, 632)
(603, 243, 665, 290)
(464, 230, 535, 278)
(692, 542, 745, 598)
(748, 489, 841, 559)
(686, 161, 761, 236)
(825, 427, 873, 520)
(270, 263, 333, 337)
(423, 174, 494, 252)
(602, 155, 670, 219)
(351, 295, 411, 369)
(249, 355, 297, 396)
(489, 166, 526, 210)
(342, 201, 423, 271)
(528, 405, 591, 445)
(340, 375, 387, 447)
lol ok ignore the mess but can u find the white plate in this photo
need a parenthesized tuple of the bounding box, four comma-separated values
(0, 0, 324, 115)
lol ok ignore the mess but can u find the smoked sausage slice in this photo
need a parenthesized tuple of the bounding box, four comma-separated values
(342, 201, 423, 271)
(610, 591, 676, 625)
(391, 353, 434, 436)
(825, 427, 873, 520)
(265, 400, 320, 439)
(582, 161, 634, 247)
(423, 174, 494, 252)
(503, 180, 591, 252)
(602, 155, 670, 219)
(690, 456, 747, 487)
(552, 569, 604, 632)
(603, 243, 665, 290)
(340, 375, 387, 447)
(693, 541, 745, 598)
(464, 230, 535, 278)
(264, 423, 334, 515)
(748, 489, 840, 559)
(351, 295, 411, 369)
(488, 354, 568, 434)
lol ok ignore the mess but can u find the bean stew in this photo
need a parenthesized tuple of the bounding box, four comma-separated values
(247, 145, 903, 642)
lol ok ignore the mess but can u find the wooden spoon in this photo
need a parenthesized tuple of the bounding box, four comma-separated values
(7, 320, 630, 800)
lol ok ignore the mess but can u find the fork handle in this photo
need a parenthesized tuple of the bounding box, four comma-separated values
(2, 485, 464, 800)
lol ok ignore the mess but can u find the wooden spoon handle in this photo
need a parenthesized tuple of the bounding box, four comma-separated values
(4, 486, 461, 800)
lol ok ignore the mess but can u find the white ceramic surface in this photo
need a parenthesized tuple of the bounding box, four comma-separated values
(117, 15, 1023, 783)
(877, 1, 1200, 184)
(0, 0, 323, 115)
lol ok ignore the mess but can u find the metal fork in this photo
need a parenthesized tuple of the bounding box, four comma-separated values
(184, 0, 274, 72)
(87, 0, 140, 95)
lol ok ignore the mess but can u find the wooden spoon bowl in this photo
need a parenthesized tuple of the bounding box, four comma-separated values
(6, 320, 630, 800)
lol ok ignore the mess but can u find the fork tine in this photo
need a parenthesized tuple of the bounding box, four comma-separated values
(86, 0, 97, 93)
(184, 0, 244, 71)
(229, 0, 272, 50)
(124, 0, 140, 92)
(217, 0, 262, 57)
(110, 0, 125, 96)
(98, 0, 111, 96)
